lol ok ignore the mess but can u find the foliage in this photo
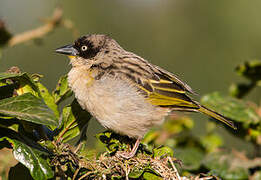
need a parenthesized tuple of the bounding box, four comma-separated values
(230, 60, 261, 98)
(0, 70, 91, 179)
(0, 58, 260, 179)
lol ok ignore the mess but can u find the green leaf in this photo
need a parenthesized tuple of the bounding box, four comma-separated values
(0, 127, 53, 179)
(0, 72, 25, 81)
(111, 175, 123, 180)
(0, 72, 58, 107)
(143, 171, 162, 180)
(36, 82, 59, 118)
(0, 72, 40, 97)
(56, 99, 91, 143)
(0, 136, 53, 180)
(53, 75, 72, 105)
(229, 82, 256, 99)
(248, 128, 261, 144)
(128, 168, 144, 178)
(15, 74, 39, 96)
(0, 117, 19, 131)
(230, 60, 261, 98)
(202, 151, 249, 179)
(0, 93, 58, 126)
(201, 92, 261, 126)
(174, 147, 204, 171)
(199, 133, 223, 153)
(143, 130, 159, 145)
(235, 60, 261, 82)
(153, 146, 173, 158)
(96, 131, 131, 154)
(164, 116, 194, 134)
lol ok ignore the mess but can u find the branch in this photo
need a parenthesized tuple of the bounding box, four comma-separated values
(2, 7, 78, 47)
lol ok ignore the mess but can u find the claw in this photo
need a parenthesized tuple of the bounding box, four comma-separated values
(116, 138, 141, 159)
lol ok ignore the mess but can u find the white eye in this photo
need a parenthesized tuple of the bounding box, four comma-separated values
(81, 45, 88, 51)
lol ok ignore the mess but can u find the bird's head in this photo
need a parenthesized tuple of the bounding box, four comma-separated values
(56, 34, 120, 66)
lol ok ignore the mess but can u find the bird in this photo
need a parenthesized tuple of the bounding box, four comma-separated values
(55, 34, 236, 159)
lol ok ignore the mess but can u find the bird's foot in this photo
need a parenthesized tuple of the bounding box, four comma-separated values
(116, 150, 136, 159)
(116, 138, 141, 159)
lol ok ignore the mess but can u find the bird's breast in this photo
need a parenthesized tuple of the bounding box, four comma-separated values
(67, 67, 95, 108)
(67, 67, 169, 139)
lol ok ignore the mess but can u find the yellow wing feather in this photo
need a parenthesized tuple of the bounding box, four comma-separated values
(147, 92, 197, 107)
(136, 77, 198, 108)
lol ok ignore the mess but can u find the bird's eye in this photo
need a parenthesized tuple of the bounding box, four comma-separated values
(81, 45, 88, 51)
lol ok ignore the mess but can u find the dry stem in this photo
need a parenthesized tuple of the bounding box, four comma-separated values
(7, 7, 78, 47)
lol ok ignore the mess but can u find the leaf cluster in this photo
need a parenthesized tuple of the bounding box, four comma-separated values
(0, 69, 91, 180)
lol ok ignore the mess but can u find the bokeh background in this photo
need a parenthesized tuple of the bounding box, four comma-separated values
(1, 0, 261, 155)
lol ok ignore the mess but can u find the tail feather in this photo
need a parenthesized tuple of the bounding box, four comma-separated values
(198, 105, 237, 130)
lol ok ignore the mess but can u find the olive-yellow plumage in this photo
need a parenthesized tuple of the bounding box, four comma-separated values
(56, 34, 236, 158)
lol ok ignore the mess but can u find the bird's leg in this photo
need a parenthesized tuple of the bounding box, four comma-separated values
(117, 138, 141, 159)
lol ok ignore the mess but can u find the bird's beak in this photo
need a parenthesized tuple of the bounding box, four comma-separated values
(55, 44, 79, 57)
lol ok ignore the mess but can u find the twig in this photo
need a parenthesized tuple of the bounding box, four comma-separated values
(74, 142, 83, 154)
(168, 156, 181, 180)
(7, 7, 78, 47)
(124, 161, 130, 180)
(72, 168, 80, 180)
(78, 171, 92, 180)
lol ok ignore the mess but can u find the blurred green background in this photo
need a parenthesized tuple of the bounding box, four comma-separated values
(1, 0, 261, 149)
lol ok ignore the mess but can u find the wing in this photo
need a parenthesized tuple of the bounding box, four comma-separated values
(139, 66, 199, 109)
(110, 54, 199, 110)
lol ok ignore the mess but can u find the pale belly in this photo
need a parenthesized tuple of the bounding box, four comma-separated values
(68, 68, 169, 139)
